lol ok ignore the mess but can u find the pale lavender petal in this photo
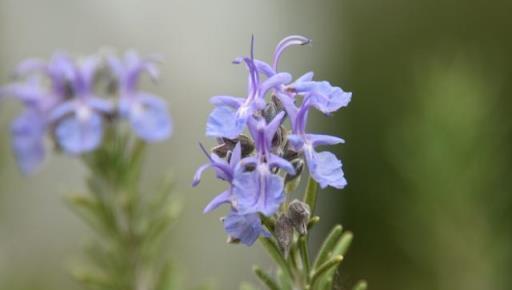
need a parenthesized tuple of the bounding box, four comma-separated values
(308, 134, 345, 146)
(127, 94, 172, 142)
(287, 134, 305, 151)
(265, 111, 285, 144)
(253, 59, 275, 77)
(206, 106, 245, 139)
(275, 92, 298, 126)
(210, 96, 244, 108)
(272, 35, 311, 70)
(259, 72, 292, 96)
(55, 112, 103, 154)
(192, 163, 212, 187)
(10, 110, 45, 174)
(269, 154, 295, 175)
(203, 190, 231, 213)
(233, 169, 284, 216)
(49, 101, 76, 121)
(305, 149, 347, 189)
(229, 142, 242, 167)
(223, 211, 270, 246)
(88, 97, 114, 113)
(295, 71, 314, 83)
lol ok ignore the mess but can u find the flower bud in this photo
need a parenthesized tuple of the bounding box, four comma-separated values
(275, 214, 294, 257)
(287, 199, 311, 235)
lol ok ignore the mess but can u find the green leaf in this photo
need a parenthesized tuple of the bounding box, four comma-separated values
(276, 268, 292, 290)
(313, 225, 343, 270)
(253, 265, 280, 290)
(333, 231, 353, 257)
(309, 255, 343, 289)
(259, 237, 294, 285)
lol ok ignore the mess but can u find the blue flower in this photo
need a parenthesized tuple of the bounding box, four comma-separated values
(288, 99, 347, 189)
(232, 113, 295, 216)
(206, 37, 291, 139)
(15, 52, 75, 99)
(10, 109, 46, 174)
(272, 35, 311, 72)
(193, 142, 241, 213)
(50, 56, 113, 154)
(0, 70, 66, 173)
(223, 211, 270, 246)
(290, 80, 352, 114)
(109, 51, 172, 142)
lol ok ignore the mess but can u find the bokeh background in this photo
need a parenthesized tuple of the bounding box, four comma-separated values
(1, 0, 511, 290)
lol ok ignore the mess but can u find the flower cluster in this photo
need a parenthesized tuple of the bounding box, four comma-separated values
(0, 51, 172, 174)
(193, 36, 351, 246)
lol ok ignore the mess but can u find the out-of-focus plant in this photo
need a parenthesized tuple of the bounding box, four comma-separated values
(0, 52, 181, 290)
(193, 35, 365, 290)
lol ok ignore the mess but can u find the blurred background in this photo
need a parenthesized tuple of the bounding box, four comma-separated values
(1, 0, 511, 289)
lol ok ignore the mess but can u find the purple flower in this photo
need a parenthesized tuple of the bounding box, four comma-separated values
(290, 80, 352, 114)
(0, 60, 69, 173)
(15, 53, 75, 100)
(109, 51, 172, 142)
(10, 109, 45, 174)
(272, 35, 311, 72)
(288, 99, 347, 189)
(193, 142, 241, 213)
(223, 211, 270, 246)
(232, 113, 295, 216)
(206, 37, 291, 139)
(50, 56, 113, 154)
(193, 141, 271, 246)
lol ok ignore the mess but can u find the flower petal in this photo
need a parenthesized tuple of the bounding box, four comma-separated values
(308, 134, 345, 146)
(305, 149, 347, 189)
(55, 112, 103, 154)
(233, 168, 284, 216)
(203, 190, 231, 213)
(10, 110, 45, 174)
(223, 211, 269, 246)
(269, 154, 295, 175)
(126, 94, 172, 142)
(272, 35, 311, 70)
(210, 96, 244, 108)
(259, 72, 292, 96)
(192, 163, 212, 187)
(206, 106, 245, 139)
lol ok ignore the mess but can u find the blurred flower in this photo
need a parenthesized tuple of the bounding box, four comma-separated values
(109, 51, 172, 142)
(50, 56, 113, 154)
(1, 50, 171, 173)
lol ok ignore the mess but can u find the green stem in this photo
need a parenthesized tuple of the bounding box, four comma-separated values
(313, 225, 343, 270)
(259, 237, 294, 285)
(298, 235, 311, 283)
(303, 177, 318, 216)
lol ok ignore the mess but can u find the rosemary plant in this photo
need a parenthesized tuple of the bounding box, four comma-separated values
(0, 51, 179, 290)
(193, 35, 366, 290)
